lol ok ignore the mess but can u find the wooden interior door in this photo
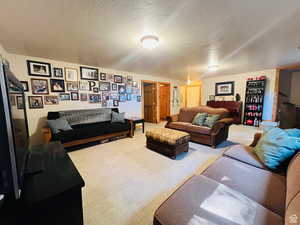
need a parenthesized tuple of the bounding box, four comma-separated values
(159, 83, 170, 120)
(143, 82, 157, 123)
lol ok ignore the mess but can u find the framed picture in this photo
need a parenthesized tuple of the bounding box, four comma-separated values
(79, 81, 89, 91)
(127, 94, 132, 101)
(99, 82, 110, 91)
(119, 94, 126, 102)
(31, 78, 49, 95)
(110, 93, 119, 100)
(80, 93, 88, 101)
(126, 84, 132, 94)
(28, 96, 43, 109)
(118, 84, 126, 94)
(215, 81, 234, 96)
(93, 87, 99, 93)
(50, 79, 65, 92)
(20, 81, 29, 92)
(107, 74, 113, 82)
(127, 75, 133, 82)
(132, 81, 138, 88)
(89, 81, 97, 91)
(27, 60, 51, 77)
(89, 94, 101, 103)
(9, 95, 16, 106)
(102, 101, 107, 107)
(113, 100, 119, 107)
(102, 92, 110, 101)
(114, 75, 123, 83)
(100, 73, 106, 81)
(59, 93, 70, 101)
(71, 92, 79, 101)
(137, 95, 141, 102)
(111, 83, 117, 91)
(44, 95, 59, 105)
(16, 96, 24, 109)
(53, 67, 64, 78)
(66, 82, 79, 91)
(80, 66, 99, 80)
(65, 67, 78, 82)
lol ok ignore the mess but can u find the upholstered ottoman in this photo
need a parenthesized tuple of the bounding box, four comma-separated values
(146, 128, 190, 159)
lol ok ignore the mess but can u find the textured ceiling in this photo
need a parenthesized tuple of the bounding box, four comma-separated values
(0, 0, 300, 80)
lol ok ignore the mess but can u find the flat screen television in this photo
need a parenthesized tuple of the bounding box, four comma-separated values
(0, 60, 29, 200)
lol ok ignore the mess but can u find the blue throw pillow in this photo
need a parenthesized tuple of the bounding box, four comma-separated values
(47, 118, 73, 134)
(111, 111, 125, 123)
(253, 128, 300, 170)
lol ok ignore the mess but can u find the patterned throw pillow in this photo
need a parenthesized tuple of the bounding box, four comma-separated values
(111, 111, 125, 123)
(203, 114, 220, 128)
(192, 113, 208, 126)
(47, 118, 72, 134)
(254, 128, 300, 170)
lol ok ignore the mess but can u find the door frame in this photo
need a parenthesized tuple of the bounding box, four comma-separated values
(158, 82, 171, 121)
(141, 80, 171, 123)
(273, 63, 300, 121)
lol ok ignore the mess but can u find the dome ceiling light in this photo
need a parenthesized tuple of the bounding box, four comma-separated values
(208, 65, 219, 72)
(140, 35, 159, 49)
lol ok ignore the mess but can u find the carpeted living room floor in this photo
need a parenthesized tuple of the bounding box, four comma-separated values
(69, 122, 259, 225)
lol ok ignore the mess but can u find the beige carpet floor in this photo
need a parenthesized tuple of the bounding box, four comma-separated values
(69, 123, 259, 225)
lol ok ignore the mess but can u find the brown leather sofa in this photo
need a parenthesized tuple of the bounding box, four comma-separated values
(166, 106, 234, 148)
(154, 134, 299, 225)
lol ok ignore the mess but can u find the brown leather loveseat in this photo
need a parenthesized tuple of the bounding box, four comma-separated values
(166, 106, 234, 148)
(154, 133, 300, 225)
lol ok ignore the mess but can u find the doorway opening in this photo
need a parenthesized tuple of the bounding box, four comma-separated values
(275, 65, 300, 128)
(158, 82, 170, 121)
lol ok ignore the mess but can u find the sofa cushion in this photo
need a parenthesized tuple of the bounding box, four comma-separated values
(47, 118, 72, 134)
(178, 106, 229, 123)
(111, 111, 125, 123)
(52, 121, 130, 143)
(223, 144, 267, 170)
(202, 156, 286, 217)
(192, 113, 207, 126)
(154, 175, 283, 225)
(203, 114, 220, 128)
(254, 128, 300, 170)
(167, 122, 211, 135)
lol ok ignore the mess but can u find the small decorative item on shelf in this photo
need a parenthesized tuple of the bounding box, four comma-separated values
(235, 93, 241, 101)
(243, 78, 266, 127)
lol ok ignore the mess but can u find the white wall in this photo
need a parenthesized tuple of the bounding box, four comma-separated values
(201, 69, 276, 121)
(6, 53, 183, 145)
(290, 71, 300, 106)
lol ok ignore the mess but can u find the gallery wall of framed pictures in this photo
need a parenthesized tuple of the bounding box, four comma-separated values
(18, 59, 141, 109)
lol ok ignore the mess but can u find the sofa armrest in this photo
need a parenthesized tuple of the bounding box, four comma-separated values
(249, 133, 263, 147)
(210, 118, 234, 135)
(166, 114, 179, 123)
(42, 127, 52, 143)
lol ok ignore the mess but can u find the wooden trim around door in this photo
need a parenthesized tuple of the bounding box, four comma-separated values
(272, 62, 300, 121)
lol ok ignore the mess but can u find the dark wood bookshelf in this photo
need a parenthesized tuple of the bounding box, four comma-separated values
(243, 79, 266, 127)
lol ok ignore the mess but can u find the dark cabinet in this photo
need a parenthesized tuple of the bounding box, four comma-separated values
(207, 101, 243, 124)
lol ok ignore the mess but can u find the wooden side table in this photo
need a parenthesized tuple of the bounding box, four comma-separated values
(126, 117, 145, 134)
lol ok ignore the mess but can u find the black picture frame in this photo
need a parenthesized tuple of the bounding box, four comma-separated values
(111, 83, 117, 91)
(93, 87, 99, 93)
(113, 100, 119, 107)
(50, 79, 65, 92)
(89, 81, 97, 91)
(71, 92, 79, 101)
(20, 81, 29, 92)
(118, 84, 126, 94)
(80, 66, 99, 81)
(27, 60, 51, 77)
(28, 96, 44, 109)
(114, 75, 123, 83)
(16, 96, 24, 109)
(31, 78, 49, 95)
(215, 81, 235, 96)
(53, 67, 64, 78)
(100, 73, 106, 81)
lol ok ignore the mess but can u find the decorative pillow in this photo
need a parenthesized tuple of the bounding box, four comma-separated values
(192, 113, 208, 126)
(203, 114, 220, 128)
(47, 118, 73, 134)
(111, 111, 125, 123)
(253, 128, 300, 170)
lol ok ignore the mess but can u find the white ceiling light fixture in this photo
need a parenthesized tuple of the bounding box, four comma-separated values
(140, 35, 159, 49)
(208, 65, 219, 72)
